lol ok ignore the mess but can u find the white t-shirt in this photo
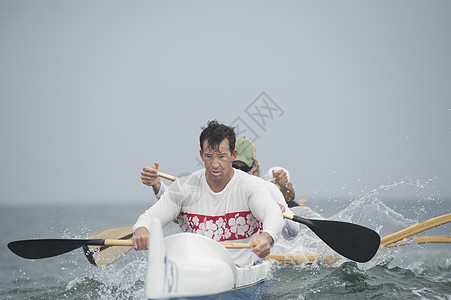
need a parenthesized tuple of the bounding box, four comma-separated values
(155, 172, 300, 240)
(134, 168, 284, 267)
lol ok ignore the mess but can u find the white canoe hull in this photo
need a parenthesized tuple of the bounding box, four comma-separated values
(145, 220, 270, 299)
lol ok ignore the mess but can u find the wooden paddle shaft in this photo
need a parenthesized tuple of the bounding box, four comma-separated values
(104, 239, 133, 246)
(384, 235, 451, 248)
(150, 165, 177, 181)
(103, 239, 252, 249)
(158, 171, 177, 181)
(220, 242, 251, 248)
(264, 253, 317, 263)
(381, 213, 451, 246)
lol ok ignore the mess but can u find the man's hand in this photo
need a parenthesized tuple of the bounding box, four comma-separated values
(272, 169, 288, 186)
(132, 226, 150, 250)
(250, 232, 274, 258)
(141, 162, 161, 195)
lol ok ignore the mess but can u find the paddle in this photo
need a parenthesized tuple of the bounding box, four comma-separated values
(283, 212, 380, 263)
(380, 212, 451, 247)
(7, 238, 255, 260)
(4, 236, 346, 264)
(7, 239, 132, 260)
(384, 235, 451, 248)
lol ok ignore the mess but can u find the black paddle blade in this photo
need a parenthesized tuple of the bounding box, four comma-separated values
(292, 216, 380, 263)
(7, 239, 106, 260)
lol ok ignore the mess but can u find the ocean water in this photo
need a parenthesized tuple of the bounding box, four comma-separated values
(1, 195, 450, 300)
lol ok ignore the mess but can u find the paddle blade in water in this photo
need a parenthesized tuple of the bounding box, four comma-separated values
(291, 215, 381, 263)
(8, 239, 105, 259)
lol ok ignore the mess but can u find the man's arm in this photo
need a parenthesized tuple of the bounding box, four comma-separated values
(248, 184, 284, 258)
(132, 180, 182, 250)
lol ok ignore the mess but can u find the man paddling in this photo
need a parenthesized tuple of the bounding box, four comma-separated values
(140, 137, 300, 241)
(132, 120, 283, 267)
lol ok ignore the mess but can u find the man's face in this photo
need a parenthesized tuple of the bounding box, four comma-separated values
(200, 138, 237, 185)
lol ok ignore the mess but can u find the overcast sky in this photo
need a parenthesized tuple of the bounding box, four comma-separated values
(1, 1, 450, 206)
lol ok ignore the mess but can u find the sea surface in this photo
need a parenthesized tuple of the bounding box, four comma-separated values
(1, 195, 450, 300)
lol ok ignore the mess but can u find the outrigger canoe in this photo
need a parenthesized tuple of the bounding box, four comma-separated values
(145, 219, 270, 299)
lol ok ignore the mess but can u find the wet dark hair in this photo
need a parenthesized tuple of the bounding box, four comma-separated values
(199, 120, 236, 154)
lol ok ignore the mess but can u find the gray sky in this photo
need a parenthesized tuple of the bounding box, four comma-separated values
(1, 1, 450, 206)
